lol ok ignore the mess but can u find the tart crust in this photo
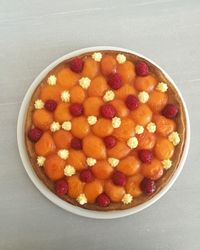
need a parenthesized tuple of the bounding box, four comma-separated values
(25, 51, 186, 211)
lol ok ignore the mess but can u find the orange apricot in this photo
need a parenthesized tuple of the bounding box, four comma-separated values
(101, 55, 117, 76)
(92, 118, 113, 137)
(91, 160, 113, 179)
(33, 109, 53, 131)
(87, 75, 108, 97)
(107, 141, 131, 159)
(154, 137, 174, 160)
(153, 115, 176, 136)
(84, 180, 103, 203)
(141, 159, 163, 180)
(44, 154, 65, 181)
(134, 75, 157, 92)
(71, 116, 90, 139)
(104, 180, 125, 202)
(117, 156, 141, 176)
(53, 130, 72, 149)
(57, 68, 79, 89)
(113, 117, 135, 141)
(35, 132, 56, 156)
(114, 84, 136, 100)
(40, 85, 62, 102)
(83, 97, 103, 116)
(82, 58, 99, 79)
(117, 61, 136, 83)
(68, 175, 85, 198)
(110, 99, 129, 117)
(70, 85, 86, 103)
(148, 90, 168, 112)
(66, 149, 87, 171)
(125, 174, 143, 197)
(54, 103, 72, 123)
(83, 135, 106, 160)
(136, 130, 156, 150)
(130, 104, 152, 126)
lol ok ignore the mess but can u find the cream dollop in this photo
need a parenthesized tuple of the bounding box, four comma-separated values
(116, 54, 126, 64)
(57, 149, 69, 160)
(122, 194, 133, 204)
(64, 165, 76, 176)
(87, 116, 97, 125)
(92, 52, 102, 62)
(108, 158, 119, 167)
(50, 121, 60, 132)
(168, 131, 180, 146)
(86, 157, 97, 166)
(37, 156, 46, 167)
(112, 117, 121, 128)
(135, 125, 144, 134)
(138, 91, 149, 103)
(156, 82, 168, 92)
(47, 75, 57, 85)
(61, 121, 72, 131)
(61, 90, 70, 102)
(79, 77, 91, 89)
(103, 90, 115, 102)
(146, 122, 156, 133)
(76, 193, 87, 205)
(127, 137, 138, 149)
(162, 159, 172, 170)
(34, 99, 44, 109)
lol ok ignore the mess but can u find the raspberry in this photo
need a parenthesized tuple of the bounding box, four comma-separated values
(125, 95, 139, 110)
(55, 179, 68, 196)
(79, 169, 94, 183)
(96, 193, 111, 207)
(104, 135, 117, 148)
(140, 178, 156, 194)
(162, 104, 178, 119)
(71, 138, 82, 150)
(100, 104, 116, 119)
(44, 99, 57, 112)
(135, 61, 149, 76)
(69, 57, 84, 73)
(112, 171, 126, 186)
(138, 150, 153, 163)
(28, 128, 42, 142)
(108, 73, 123, 90)
(69, 103, 83, 116)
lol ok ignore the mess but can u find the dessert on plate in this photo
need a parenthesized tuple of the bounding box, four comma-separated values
(25, 50, 186, 211)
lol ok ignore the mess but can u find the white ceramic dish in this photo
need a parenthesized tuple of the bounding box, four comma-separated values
(17, 46, 190, 219)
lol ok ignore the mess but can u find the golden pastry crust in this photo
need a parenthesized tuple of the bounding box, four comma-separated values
(25, 51, 186, 211)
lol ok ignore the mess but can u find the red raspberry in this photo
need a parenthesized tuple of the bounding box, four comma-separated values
(71, 138, 82, 150)
(96, 193, 111, 207)
(28, 128, 42, 142)
(79, 169, 94, 183)
(135, 61, 149, 76)
(104, 136, 117, 148)
(69, 57, 84, 73)
(112, 171, 126, 186)
(44, 99, 57, 112)
(100, 104, 116, 119)
(69, 103, 83, 116)
(138, 150, 153, 163)
(162, 104, 178, 119)
(108, 73, 122, 90)
(125, 95, 139, 110)
(55, 179, 68, 196)
(140, 178, 156, 194)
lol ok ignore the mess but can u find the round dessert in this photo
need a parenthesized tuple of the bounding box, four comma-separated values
(25, 50, 186, 211)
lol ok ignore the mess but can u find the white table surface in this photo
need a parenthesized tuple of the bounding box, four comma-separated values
(0, 0, 199, 249)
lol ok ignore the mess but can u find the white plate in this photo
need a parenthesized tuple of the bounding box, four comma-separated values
(17, 46, 190, 219)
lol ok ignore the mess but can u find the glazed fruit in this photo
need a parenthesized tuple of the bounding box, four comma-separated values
(140, 178, 156, 194)
(28, 128, 42, 142)
(26, 50, 184, 210)
(55, 179, 68, 196)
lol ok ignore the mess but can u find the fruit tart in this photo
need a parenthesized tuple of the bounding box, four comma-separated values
(25, 50, 186, 211)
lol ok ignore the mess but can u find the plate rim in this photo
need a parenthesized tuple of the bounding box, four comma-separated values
(17, 46, 190, 219)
